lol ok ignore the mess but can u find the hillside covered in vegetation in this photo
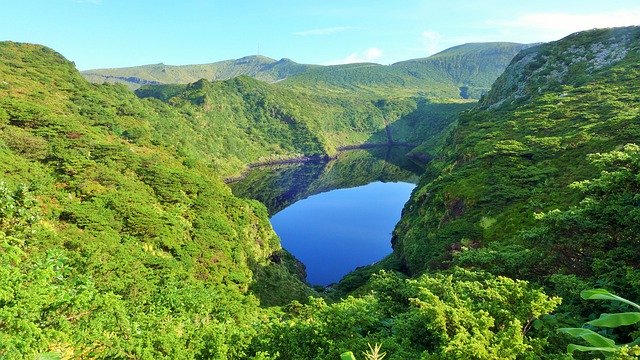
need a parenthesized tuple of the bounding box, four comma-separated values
(2, 25, 640, 359)
(133, 77, 472, 175)
(82, 42, 528, 100)
(393, 25, 640, 324)
(392, 42, 534, 99)
(279, 42, 530, 100)
(0, 40, 322, 357)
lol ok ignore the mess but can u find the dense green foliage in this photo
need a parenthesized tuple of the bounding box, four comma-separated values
(0, 40, 543, 359)
(560, 289, 640, 358)
(136, 77, 472, 175)
(518, 145, 640, 297)
(250, 269, 561, 359)
(393, 26, 640, 330)
(3, 25, 640, 359)
(0, 41, 305, 358)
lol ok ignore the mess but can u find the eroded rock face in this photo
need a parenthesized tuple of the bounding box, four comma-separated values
(480, 26, 639, 110)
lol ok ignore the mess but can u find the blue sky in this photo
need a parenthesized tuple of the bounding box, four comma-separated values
(2, 0, 639, 70)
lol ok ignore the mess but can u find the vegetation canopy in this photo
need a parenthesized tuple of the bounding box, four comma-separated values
(1, 25, 639, 359)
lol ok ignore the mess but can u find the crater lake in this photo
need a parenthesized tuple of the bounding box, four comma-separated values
(230, 146, 420, 286)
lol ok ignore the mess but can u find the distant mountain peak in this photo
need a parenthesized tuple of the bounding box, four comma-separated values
(235, 55, 277, 63)
(81, 54, 316, 89)
(82, 42, 530, 97)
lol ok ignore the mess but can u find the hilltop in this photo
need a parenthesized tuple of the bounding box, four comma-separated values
(392, 42, 534, 98)
(82, 42, 529, 99)
(81, 55, 318, 89)
(279, 42, 530, 99)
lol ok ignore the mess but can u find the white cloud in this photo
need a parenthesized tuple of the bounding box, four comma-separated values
(327, 47, 384, 65)
(364, 47, 383, 60)
(422, 30, 443, 55)
(487, 9, 640, 41)
(293, 26, 354, 36)
(401, 9, 640, 62)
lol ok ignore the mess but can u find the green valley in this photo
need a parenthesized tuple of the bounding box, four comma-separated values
(1, 22, 640, 360)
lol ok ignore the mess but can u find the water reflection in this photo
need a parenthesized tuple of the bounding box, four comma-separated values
(230, 146, 421, 285)
(230, 146, 422, 215)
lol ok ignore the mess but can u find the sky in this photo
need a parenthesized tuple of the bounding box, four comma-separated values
(1, 0, 639, 70)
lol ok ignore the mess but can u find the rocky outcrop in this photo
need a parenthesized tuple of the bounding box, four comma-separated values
(480, 26, 640, 109)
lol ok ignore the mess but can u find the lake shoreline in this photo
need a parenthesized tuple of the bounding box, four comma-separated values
(270, 180, 416, 286)
(229, 146, 422, 286)
(223, 142, 417, 183)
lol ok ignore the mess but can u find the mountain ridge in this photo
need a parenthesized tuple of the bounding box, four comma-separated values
(280, 42, 532, 99)
(82, 42, 530, 99)
(81, 55, 319, 89)
(480, 27, 639, 108)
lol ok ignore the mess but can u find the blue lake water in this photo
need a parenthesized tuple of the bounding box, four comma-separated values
(271, 181, 415, 286)
(229, 147, 421, 286)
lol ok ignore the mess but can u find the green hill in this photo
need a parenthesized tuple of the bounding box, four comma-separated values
(0, 41, 321, 357)
(393, 26, 640, 306)
(281, 42, 531, 99)
(393, 42, 534, 98)
(135, 76, 473, 167)
(82, 42, 528, 100)
(81, 55, 319, 89)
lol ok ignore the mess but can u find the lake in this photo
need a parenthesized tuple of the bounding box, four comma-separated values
(230, 147, 420, 286)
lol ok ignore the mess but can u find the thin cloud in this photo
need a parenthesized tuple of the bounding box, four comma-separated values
(487, 9, 640, 41)
(293, 26, 354, 36)
(422, 30, 443, 55)
(327, 47, 383, 65)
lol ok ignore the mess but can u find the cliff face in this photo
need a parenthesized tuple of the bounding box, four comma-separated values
(480, 26, 640, 109)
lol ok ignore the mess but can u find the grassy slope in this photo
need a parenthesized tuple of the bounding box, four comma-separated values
(82, 42, 527, 100)
(136, 77, 473, 170)
(393, 27, 640, 282)
(0, 41, 318, 357)
(281, 42, 530, 99)
(393, 42, 534, 98)
(81, 55, 319, 89)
